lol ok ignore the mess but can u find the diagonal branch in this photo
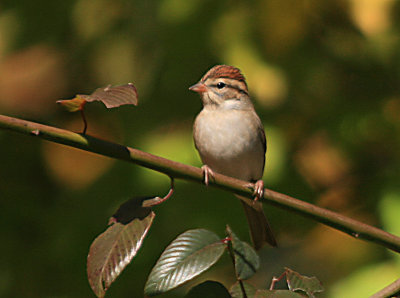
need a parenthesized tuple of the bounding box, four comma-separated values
(370, 278, 400, 298)
(1, 114, 400, 253)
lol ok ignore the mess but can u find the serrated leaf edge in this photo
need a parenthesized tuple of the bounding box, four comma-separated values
(88, 212, 155, 297)
(145, 229, 225, 295)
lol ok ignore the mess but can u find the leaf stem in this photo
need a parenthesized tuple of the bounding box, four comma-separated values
(269, 270, 287, 290)
(226, 237, 247, 298)
(1, 114, 400, 253)
(80, 108, 88, 134)
(142, 178, 174, 207)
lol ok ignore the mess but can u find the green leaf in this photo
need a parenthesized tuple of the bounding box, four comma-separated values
(379, 190, 400, 235)
(226, 225, 260, 280)
(230, 281, 257, 298)
(255, 289, 306, 298)
(87, 210, 155, 297)
(185, 280, 231, 298)
(144, 229, 226, 296)
(285, 268, 324, 297)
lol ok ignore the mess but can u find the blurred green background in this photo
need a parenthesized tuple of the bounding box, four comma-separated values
(1, 0, 400, 297)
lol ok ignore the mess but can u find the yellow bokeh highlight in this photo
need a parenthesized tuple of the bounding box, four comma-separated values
(294, 132, 351, 188)
(257, 0, 309, 54)
(136, 125, 200, 188)
(72, 0, 123, 40)
(329, 262, 400, 298)
(225, 43, 288, 108)
(89, 35, 157, 98)
(42, 119, 115, 190)
(0, 10, 19, 59)
(349, 0, 395, 36)
(90, 36, 137, 86)
(0, 44, 67, 116)
(263, 125, 287, 186)
(379, 191, 400, 238)
(158, 0, 201, 24)
(210, 7, 287, 108)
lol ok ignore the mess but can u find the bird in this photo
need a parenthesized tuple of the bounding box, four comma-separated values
(190, 64, 277, 249)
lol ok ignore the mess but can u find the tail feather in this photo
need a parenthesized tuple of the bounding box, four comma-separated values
(238, 196, 277, 249)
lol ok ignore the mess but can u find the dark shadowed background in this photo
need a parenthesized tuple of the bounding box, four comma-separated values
(0, 0, 399, 297)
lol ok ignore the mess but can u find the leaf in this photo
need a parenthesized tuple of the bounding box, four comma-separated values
(255, 289, 306, 298)
(87, 202, 155, 298)
(56, 96, 86, 112)
(57, 83, 138, 134)
(110, 196, 154, 224)
(285, 268, 324, 297)
(144, 229, 226, 296)
(79, 83, 138, 108)
(230, 281, 257, 298)
(185, 280, 231, 298)
(226, 225, 260, 280)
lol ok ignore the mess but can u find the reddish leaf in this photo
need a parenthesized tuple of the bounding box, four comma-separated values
(255, 290, 306, 298)
(87, 210, 155, 297)
(110, 196, 153, 224)
(285, 268, 324, 297)
(79, 83, 138, 108)
(57, 83, 138, 133)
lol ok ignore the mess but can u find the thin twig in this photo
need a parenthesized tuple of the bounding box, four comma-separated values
(1, 114, 400, 253)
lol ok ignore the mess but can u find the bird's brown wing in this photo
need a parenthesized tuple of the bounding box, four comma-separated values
(254, 111, 267, 178)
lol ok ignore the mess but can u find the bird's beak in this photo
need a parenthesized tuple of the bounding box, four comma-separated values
(189, 82, 207, 93)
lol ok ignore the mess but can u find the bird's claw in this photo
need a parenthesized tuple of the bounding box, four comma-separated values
(253, 180, 264, 201)
(201, 165, 215, 186)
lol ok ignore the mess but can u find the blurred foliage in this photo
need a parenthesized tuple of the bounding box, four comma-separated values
(0, 0, 400, 297)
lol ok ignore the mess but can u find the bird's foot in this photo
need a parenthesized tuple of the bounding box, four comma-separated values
(201, 165, 215, 186)
(253, 180, 264, 201)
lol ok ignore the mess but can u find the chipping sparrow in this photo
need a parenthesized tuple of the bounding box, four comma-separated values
(190, 65, 277, 249)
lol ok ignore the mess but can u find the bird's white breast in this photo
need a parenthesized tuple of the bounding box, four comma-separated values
(193, 107, 265, 181)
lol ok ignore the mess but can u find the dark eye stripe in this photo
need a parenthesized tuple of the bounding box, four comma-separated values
(232, 84, 248, 95)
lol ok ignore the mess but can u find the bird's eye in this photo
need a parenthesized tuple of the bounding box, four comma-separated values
(217, 82, 226, 89)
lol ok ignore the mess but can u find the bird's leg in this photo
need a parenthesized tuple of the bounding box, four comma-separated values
(201, 165, 215, 186)
(253, 180, 264, 201)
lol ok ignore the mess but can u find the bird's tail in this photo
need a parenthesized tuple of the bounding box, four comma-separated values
(236, 195, 277, 250)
